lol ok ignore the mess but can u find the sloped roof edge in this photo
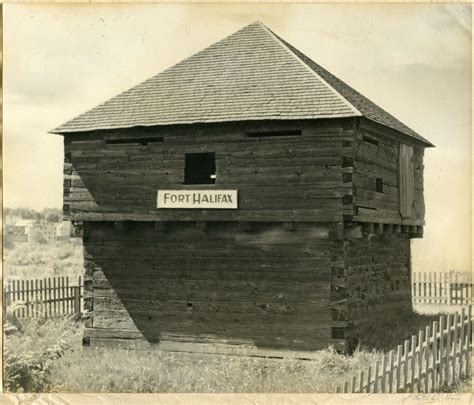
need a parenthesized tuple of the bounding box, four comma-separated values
(50, 21, 433, 147)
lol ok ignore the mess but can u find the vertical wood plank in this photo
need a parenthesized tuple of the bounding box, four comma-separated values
(417, 330, 423, 392)
(21, 280, 25, 318)
(38, 279, 43, 317)
(410, 335, 417, 392)
(388, 350, 394, 393)
(451, 312, 458, 384)
(445, 314, 451, 385)
(424, 325, 432, 393)
(79, 275, 83, 312)
(381, 355, 386, 393)
(13, 280, 17, 316)
(374, 360, 380, 393)
(6, 282, 11, 317)
(359, 370, 364, 394)
(14, 280, 18, 317)
(412, 272, 417, 304)
(428, 273, 432, 304)
(62, 277, 66, 315)
(54, 277, 58, 316)
(367, 365, 372, 393)
(418, 273, 422, 304)
(48, 278, 52, 318)
(25, 280, 30, 318)
(396, 345, 402, 393)
(343, 381, 349, 393)
(423, 273, 428, 303)
(351, 375, 356, 394)
(467, 306, 472, 376)
(60, 277, 64, 314)
(459, 308, 465, 378)
(439, 315, 445, 385)
(10, 281, 14, 317)
(26, 280, 30, 317)
(446, 274, 450, 305)
(17, 280, 21, 317)
(65, 277, 70, 314)
(403, 340, 410, 392)
(431, 322, 437, 391)
(32, 279, 35, 317)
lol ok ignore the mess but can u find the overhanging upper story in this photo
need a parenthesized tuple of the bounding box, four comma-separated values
(52, 22, 433, 231)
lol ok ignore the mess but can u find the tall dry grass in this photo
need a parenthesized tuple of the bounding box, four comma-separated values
(47, 345, 384, 393)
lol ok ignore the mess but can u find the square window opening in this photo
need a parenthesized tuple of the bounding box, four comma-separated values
(376, 178, 384, 193)
(184, 152, 216, 185)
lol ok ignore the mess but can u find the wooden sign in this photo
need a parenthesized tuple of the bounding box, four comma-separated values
(157, 190, 238, 209)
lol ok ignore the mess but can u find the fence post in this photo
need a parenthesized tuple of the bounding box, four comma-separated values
(396, 345, 402, 392)
(466, 306, 472, 376)
(459, 308, 465, 378)
(73, 286, 81, 315)
(445, 314, 452, 386)
(412, 273, 417, 304)
(388, 350, 394, 393)
(431, 321, 437, 391)
(417, 330, 423, 392)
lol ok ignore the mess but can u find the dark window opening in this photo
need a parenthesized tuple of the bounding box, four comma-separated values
(331, 328, 345, 339)
(106, 137, 164, 146)
(363, 135, 379, 147)
(184, 152, 216, 184)
(247, 130, 302, 138)
(376, 178, 384, 193)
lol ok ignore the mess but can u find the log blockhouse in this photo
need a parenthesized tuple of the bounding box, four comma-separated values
(51, 22, 433, 356)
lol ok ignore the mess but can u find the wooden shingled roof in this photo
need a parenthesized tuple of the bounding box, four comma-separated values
(51, 21, 432, 146)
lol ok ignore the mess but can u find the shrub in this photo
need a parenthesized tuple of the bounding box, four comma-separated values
(3, 315, 83, 392)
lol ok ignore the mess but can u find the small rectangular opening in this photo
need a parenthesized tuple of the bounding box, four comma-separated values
(376, 178, 384, 193)
(106, 137, 164, 146)
(331, 328, 345, 339)
(184, 152, 216, 185)
(247, 130, 302, 138)
(363, 135, 379, 147)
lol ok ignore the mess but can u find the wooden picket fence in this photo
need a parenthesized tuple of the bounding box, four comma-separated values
(413, 272, 472, 305)
(3, 276, 83, 318)
(335, 306, 472, 393)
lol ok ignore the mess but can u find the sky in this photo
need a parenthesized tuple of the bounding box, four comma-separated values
(3, 3, 472, 274)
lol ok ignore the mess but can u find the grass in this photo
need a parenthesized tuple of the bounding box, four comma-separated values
(3, 314, 387, 393)
(5, 309, 463, 394)
(355, 310, 441, 352)
(47, 343, 384, 393)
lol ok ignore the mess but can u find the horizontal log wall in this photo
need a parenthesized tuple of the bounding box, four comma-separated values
(83, 221, 347, 354)
(341, 233, 413, 345)
(351, 119, 425, 226)
(63, 119, 355, 222)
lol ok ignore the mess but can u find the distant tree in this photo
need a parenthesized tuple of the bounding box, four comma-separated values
(45, 211, 61, 223)
(30, 228, 47, 245)
(6, 207, 38, 219)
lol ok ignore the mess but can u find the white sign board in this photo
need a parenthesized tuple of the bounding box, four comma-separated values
(157, 190, 238, 209)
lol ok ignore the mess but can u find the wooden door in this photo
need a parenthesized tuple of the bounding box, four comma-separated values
(399, 143, 414, 218)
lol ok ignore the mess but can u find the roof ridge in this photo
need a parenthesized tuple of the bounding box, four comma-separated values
(259, 24, 362, 117)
